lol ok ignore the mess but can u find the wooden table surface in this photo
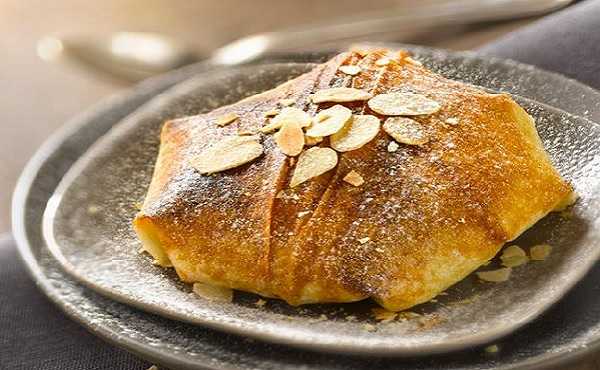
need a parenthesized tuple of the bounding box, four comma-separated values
(0, 1, 598, 369)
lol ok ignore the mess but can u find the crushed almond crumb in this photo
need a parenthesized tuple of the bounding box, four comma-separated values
(254, 298, 267, 307)
(362, 323, 376, 332)
(87, 204, 100, 214)
(530, 244, 552, 261)
(343, 170, 365, 186)
(297, 210, 310, 218)
(215, 112, 239, 127)
(387, 141, 399, 152)
(485, 344, 500, 354)
(358, 236, 370, 244)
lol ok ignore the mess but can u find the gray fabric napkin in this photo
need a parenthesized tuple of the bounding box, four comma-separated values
(479, 0, 600, 89)
(2, 1, 600, 368)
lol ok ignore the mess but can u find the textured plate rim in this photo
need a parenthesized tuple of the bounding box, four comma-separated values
(40, 64, 600, 356)
(11, 45, 600, 369)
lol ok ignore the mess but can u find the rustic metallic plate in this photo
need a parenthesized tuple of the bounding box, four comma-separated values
(12, 45, 600, 369)
(42, 54, 600, 355)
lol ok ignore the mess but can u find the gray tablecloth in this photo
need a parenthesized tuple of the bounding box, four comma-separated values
(2, 1, 599, 368)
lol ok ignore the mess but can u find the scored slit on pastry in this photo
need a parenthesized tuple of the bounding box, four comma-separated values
(134, 48, 573, 311)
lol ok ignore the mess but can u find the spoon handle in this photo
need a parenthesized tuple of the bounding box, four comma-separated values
(212, 0, 570, 65)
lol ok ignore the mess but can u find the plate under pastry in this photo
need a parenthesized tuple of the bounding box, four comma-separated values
(41, 57, 600, 355)
(13, 46, 600, 370)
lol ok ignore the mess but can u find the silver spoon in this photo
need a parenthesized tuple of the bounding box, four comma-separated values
(38, 0, 571, 81)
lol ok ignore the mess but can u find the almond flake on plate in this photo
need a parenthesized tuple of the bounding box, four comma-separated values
(372, 307, 398, 322)
(500, 245, 529, 267)
(530, 244, 552, 261)
(192, 282, 233, 302)
(387, 141, 400, 152)
(274, 120, 305, 156)
(215, 112, 239, 126)
(368, 92, 441, 116)
(339, 65, 361, 76)
(343, 170, 365, 186)
(311, 87, 372, 104)
(279, 98, 295, 106)
(383, 117, 429, 145)
(306, 105, 352, 138)
(330, 114, 380, 152)
(290, 147, 338, 187)
(191, 135, 263, 174)
(259, 107, 311, 133)
(476, 267, 512, 282)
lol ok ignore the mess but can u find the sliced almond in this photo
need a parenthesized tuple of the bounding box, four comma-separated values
(405, 57, 422, 66)
(500, 245, 528, 267)
(237, 130, 257, 136)
(476, 268, 511, 282)
(530, 244, 552, 261)
(191, 135, 263, 174)
(306, 105, 352, 138)
(343, 170, 365, 186)
(330, 114, 380, 152)
(264, 108, 279, 117)
(215, 112, 239, 127)
(279, 98, 295, 107)
(274, 120, 305, 156)
(339, 65, 361, 76)
(259, 107, 311, 133)
(311, 87, 372, 104)
(357, 236, 370, 244)
(387, 141, 400, 152)
(368, 92, 441, 116)
(290, 147, 338, 187)
(445, 117, 459, 125)
(305, 135, 323, 146)
(192, 282, 233, 302)
(383, 117, 429, 145)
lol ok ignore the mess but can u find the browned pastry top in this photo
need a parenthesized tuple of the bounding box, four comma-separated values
(134, 49, 572, 310)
